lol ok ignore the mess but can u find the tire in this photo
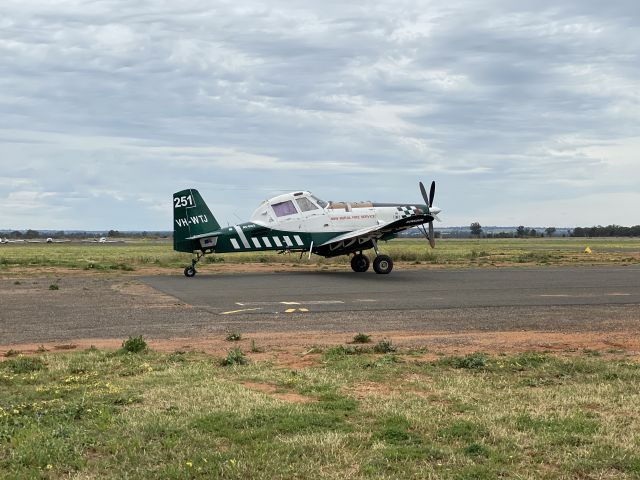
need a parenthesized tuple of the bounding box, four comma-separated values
(184, 266, 197, 278)
(351, 254, 370, 273)
(373, 255, 393, 274)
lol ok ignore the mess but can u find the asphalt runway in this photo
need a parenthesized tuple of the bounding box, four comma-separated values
(143, 266, 640, 315)
(2, 266, 639, 345)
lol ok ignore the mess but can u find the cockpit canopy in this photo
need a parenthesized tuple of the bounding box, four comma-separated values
(250, 191, 328, 224)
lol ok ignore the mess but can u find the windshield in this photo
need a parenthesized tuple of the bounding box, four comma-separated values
(310, 195, 328, 208)
(296, 197, 319, 212)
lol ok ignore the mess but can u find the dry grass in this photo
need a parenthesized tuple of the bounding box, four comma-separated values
(2, 347, 640, 478)
(0, 238, 638, 276)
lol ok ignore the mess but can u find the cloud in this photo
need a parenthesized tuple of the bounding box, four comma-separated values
(0, 0, 639, 229)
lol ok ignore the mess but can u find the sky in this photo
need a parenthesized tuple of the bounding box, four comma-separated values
(1, 0, 639, 230)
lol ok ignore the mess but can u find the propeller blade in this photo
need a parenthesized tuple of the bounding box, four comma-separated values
(419, 181, 430, 213)
(428, 221, 435, 248)
(429, 181, 435, 207)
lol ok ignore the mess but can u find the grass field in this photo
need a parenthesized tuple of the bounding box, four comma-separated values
(2, 345, 639, 479)
(1, 238, 639, 274)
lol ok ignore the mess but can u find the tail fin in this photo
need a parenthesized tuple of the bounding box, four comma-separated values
(173, 189, 221, 252)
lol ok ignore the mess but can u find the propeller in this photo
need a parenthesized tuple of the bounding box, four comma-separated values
(419, 181, 437, 248)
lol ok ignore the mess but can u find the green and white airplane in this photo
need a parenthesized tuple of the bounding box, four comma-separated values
(173, 182, 441, 277)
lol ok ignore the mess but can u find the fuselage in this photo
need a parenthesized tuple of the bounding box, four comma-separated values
(193, 191, 440, 257)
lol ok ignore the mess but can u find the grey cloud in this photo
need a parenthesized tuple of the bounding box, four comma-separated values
(0, 0, 639, 229)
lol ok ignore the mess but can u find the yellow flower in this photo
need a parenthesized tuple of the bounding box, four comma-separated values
(186, 461, 193, 468)
(46, 464, 53, 470)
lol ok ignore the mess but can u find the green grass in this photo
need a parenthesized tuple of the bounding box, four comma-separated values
(2, 349, 639, 478)
(0, 238, 638, 273)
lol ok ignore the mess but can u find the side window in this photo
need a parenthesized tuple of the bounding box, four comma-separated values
(272, 200, 298, 217)
(296, 197, 319, 212)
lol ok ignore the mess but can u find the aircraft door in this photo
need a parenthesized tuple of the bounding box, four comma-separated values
(295, 196, 324, 231)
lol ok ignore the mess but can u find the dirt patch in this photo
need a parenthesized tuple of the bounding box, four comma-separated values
(240, 382, 315, 403)
(3, 330, 639, 364)
(111, 281, 188, 308)
(346, 381, 393, 399)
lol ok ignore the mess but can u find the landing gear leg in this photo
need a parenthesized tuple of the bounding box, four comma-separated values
(371, 239, 393, 274)
(184, 252, 203, 278)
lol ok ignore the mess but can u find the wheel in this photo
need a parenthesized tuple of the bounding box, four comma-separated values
(373, 255, 393, 274)
(351, 254, 370, 273)
(184, 266, 197, 278)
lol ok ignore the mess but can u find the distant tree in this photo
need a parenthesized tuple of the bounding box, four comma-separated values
(24, 229, 40, 239)
(545, 227, 556, 237)
(470, 222, 483, 237)
(530, 229, 537, 237)
(10, 230, 22, 239)
(107, 230, 121, 238)
(516, 226, 526, 237)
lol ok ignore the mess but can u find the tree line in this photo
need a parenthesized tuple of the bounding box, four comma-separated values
(469, 223, 640, 238)
(569, 225, 640, 237)
(1, 230, 169, 239)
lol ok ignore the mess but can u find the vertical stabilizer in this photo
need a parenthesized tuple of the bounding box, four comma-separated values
(173, 189, 220, 252)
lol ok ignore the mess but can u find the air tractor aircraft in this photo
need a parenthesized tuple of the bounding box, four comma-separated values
(173, 182, 441, 277)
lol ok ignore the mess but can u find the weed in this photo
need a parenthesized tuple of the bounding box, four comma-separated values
(440, 352, 489, 369)
(365, 354, 401, 368)
(1, 356, 46, 374)
(221, 348, 247, 366)
(168, 351, 187, 363)
(4, 349, 19, 357)
(225, 332, 242, 342)
(352, 333, 371, 344)
(464, 442, 490, 457)
(250, 339, 263, 353)
(36, 345, 47, 353)
(49, 283, 59, 290)
(324, 345, 371, 357)
(121, 335, 147, 353)
(373, 339, 396, 354)
(13, 281, 20, 285)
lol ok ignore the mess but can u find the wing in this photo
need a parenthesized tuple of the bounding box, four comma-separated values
(319, 214, 431, 248)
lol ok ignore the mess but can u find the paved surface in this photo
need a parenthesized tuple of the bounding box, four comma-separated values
(1, 267, 639, 345)
(144, 267, 640, 313)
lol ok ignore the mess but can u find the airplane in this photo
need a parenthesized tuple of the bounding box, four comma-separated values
(173, 182, 442, 277)
(81, 237, 120, 244)
(0, 238, 67, 244)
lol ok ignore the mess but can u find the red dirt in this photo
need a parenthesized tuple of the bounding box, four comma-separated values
(2, 330, 638, 367)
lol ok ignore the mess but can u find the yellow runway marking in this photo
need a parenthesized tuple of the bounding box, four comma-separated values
(221, 308, 262, 315)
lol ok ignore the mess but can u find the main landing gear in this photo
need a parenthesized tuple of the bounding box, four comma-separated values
(184, 252, 203, 278)
(351, 253, 370, 272)
(350, 240, 394, 275)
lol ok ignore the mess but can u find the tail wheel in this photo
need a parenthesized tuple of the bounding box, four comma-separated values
(184, 266, 197, 278)
(373, 255, 393, 274)
(351, 254, 370, 273)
